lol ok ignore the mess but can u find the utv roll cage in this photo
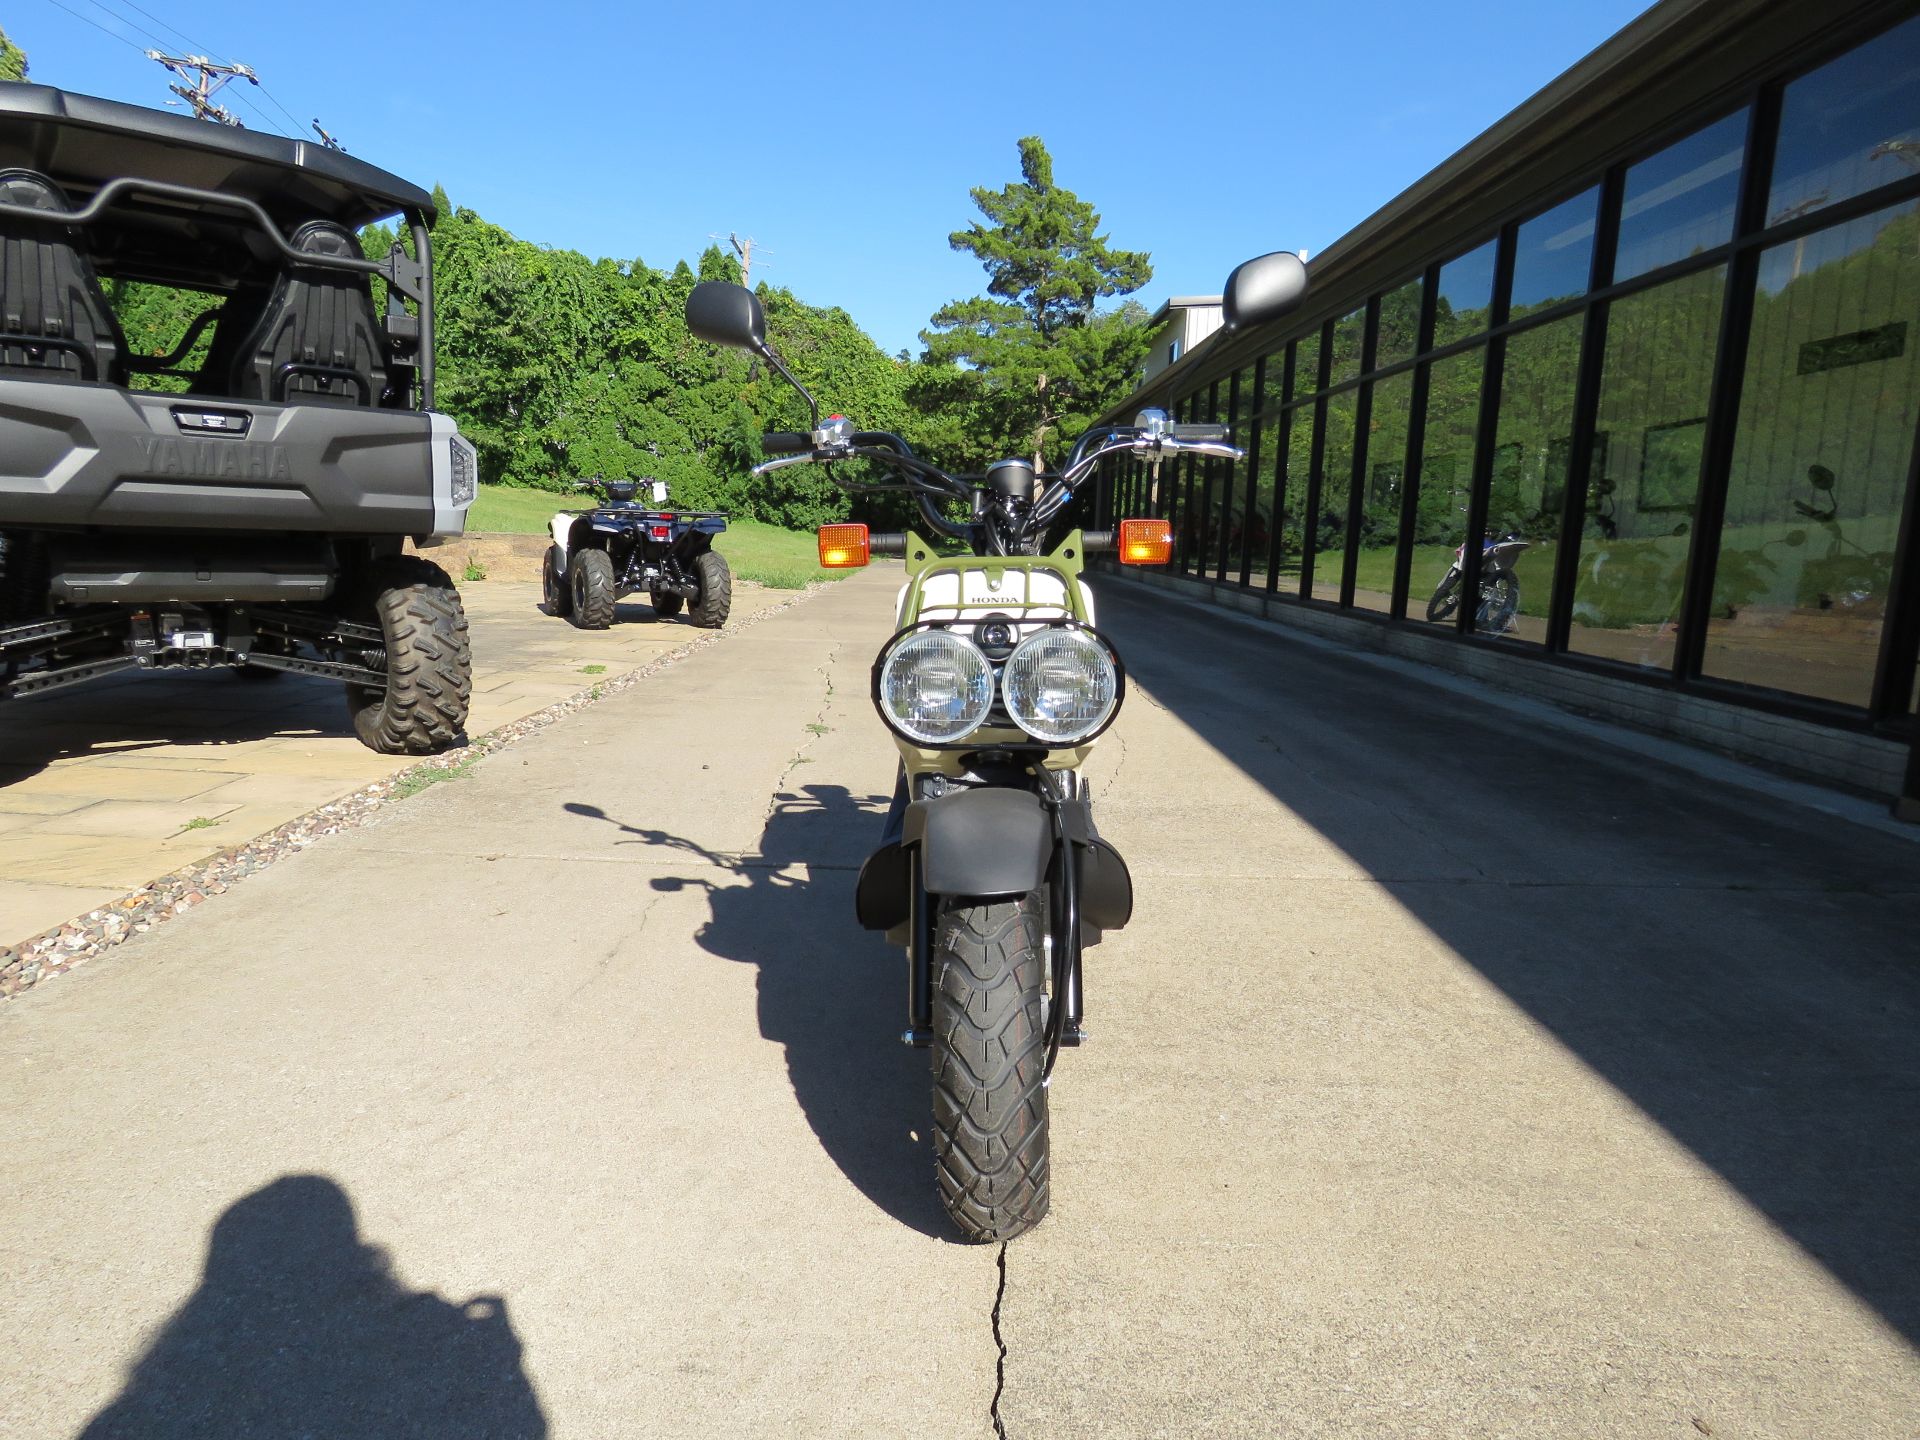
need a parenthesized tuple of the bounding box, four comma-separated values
(0, 83, 437, 408)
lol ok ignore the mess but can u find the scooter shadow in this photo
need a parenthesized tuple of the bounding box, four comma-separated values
(564, 788, 955, 1241)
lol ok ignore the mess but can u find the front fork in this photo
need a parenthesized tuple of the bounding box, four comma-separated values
(898, 768, 1087, 1076)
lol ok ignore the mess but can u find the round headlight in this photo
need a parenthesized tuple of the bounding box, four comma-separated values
(877, 630, 995, 745)
(1002, 628, 1121, 745)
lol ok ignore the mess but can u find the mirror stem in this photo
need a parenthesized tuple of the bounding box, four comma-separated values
(757, 344, 819, 431)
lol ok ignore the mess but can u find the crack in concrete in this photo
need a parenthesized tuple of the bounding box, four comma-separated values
(989, 1241, 1010, 1439)
(765, 641, 842, 822)
(561, 888, 664, 1006)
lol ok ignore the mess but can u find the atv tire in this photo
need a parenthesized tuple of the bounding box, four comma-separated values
(543, 545, 572, 618)
(651, 589, 684, 619)
(568, 547, 617, 630)
(344, 555, 471, 755)
(690, 550, 732, 629)
(930, 896, 1050, 1243)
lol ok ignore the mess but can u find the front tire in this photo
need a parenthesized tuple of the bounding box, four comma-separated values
(543, 545, 572, 617)
(689, 550, 732, 629)
(1426, 568, 1462, 622)
(568, 547, 617, 629)
(1478, 573, 1521, 633)
(650, 589, 685, 619)
(931, 896, 1050, 1243)
(344, 555, 472, 755)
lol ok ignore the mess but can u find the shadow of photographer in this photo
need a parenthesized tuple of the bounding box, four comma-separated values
(565, 785, 952, 1240)
(79, 1175, 547, 1439)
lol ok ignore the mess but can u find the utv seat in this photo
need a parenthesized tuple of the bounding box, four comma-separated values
(0, 169, 128, 386)
(230, 219, 386, 407)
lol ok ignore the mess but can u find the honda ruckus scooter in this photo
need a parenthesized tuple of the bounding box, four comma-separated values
(685, 251, 1307, 1241)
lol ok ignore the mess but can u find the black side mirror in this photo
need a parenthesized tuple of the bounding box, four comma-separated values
(1222, 251, 1309, 332)
(686, 282, 768, 352)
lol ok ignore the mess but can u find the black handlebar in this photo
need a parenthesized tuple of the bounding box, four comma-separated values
(761, 431, 811, 455)
(869, 532, 908, 557)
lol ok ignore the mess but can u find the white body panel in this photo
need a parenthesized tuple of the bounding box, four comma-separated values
(548, 512, 574, 564)
(896, 568, 1096, 629)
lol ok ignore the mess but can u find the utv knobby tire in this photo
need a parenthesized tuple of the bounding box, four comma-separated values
(344, 556, 472, 755)
(931, 897, 1050, 1242)
(650, 589, 684, 619)
(543, 545, 572, 618)
(568, 547, 617, 629)
(690, 550, 732, 629)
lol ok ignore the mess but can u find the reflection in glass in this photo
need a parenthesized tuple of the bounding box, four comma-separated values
(1354, 371, 1413, 614)
(1411, 348, 1485, 625)
(1376, 277, 1423, 370)
(1312, 394, 1356, 602)
(1569, 267, 1727, 669)
(1294, 331, 1323, 403)
(1330, 306, 1367, 385)
(1511, 187, 1599, 317)
(1704, 201, 1919, 708)
(1486, 314, 1586, 640)
(1434, 239, 1498, 347)
(1283, 400, 1316, 595)
(1249, 410, 1282, 587)
(1220, 368, 1254, 579)
(1768, 14, 1920, 228)
(1195, 382, 1222, 576)
(1617, 110, 1748, 281)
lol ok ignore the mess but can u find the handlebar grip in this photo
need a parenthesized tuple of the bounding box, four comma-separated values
(761, 431, 812, 455)
(1169, 422, 1229, 441)
(868, 532, 908, 557)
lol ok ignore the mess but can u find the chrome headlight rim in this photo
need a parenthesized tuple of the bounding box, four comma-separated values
(871, 625, 997, 747)
(870, 619, 1127, 751)
(1000, 622, 1126, 747)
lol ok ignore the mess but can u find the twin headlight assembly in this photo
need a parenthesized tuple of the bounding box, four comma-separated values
(871, 620, 1126, 750)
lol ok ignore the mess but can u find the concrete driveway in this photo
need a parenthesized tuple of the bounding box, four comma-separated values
(1, 567, 1915, 1438)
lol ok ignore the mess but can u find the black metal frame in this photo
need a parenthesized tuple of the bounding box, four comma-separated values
(1102, 9, 1920, 744)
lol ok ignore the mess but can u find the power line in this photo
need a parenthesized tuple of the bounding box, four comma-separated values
(72, 0, 175, 54)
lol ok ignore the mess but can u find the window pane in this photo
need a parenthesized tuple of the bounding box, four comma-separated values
(1487, 314, 1587, 641)
(1377, 277, 1423, 370)
(1312, 394, 1357, 602)
(1293, 331, 1322, 401)
(1616, 110, 1749, 281)
(1354, 370, 1414, 614)
(1411, 349, 1486, 625)
(1703, 200, 1919, 707)
(1768, 14, 1920, 228)
(1330, 307, 1366, 385)
(1435, 239, 1497, 347)
(1220, 370, 1254, 579)
(1511, 188, 1599, 318)
(1249, 411, 1281, 588)
(1196, 382, 1222, 575)
(1283, 402, 1316, 594)
(1569, 267, 1727, 668)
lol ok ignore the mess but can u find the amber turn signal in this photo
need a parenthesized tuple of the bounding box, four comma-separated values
(1117, 518, 1173, 566)
(818, 523, 871, 568)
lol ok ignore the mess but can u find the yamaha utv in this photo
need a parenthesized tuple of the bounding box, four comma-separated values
(0, 86, 477, 754)
(543, 478, 732, 629)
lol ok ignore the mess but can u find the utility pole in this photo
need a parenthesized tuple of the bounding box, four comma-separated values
(728, 232, 764, 288)
(145, 52, 257, 126)
(311, 118, 344, 152)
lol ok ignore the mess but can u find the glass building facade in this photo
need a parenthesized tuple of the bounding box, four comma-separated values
(1096, 5, 1920, 739)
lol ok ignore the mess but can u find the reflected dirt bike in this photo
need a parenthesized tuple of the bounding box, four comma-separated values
(1427, 530, 1529, 632)
(685, 251, 1308, 1241)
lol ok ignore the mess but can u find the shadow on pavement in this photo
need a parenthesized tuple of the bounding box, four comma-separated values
(78, 1175, 546, 1440)
(0, 670, 353, 788)
(565, 787, 954, 1241)
(1091, 578, 1920, 1344)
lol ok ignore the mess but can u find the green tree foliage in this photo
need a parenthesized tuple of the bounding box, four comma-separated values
(0, 27, 27, 83)
(915, 136, 1153, 471)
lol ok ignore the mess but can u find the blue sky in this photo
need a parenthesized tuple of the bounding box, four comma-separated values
(14, 0, 1650, 355)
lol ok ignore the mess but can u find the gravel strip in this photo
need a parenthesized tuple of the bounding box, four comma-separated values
(1, 584, 825, 1000)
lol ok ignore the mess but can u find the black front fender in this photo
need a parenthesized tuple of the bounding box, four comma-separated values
(907, 788, 1052, 899)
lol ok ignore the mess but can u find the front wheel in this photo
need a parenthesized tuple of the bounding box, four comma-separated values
(931, 896, 1050, 1243)
(1426, 567, 1462, 622)
(650, 589, 684, 619)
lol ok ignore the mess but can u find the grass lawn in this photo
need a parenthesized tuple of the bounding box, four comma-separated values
(465, 485, 843, 590)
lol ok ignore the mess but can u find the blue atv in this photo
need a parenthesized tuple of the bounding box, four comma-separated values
(543, 478, 732, 629)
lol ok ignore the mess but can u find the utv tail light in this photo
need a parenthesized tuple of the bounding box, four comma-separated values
(819, 523, 870, 568)
(448, 434, 478, 506)
(1118, 518, 1173, 566)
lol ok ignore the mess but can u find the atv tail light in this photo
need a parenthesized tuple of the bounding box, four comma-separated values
(649, 524, 671, 541)
(819, 524, 870, 568)
(1118, 518, 1173, 566)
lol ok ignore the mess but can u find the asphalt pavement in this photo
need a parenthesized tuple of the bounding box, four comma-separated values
(2, 566, 1916, 1438)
